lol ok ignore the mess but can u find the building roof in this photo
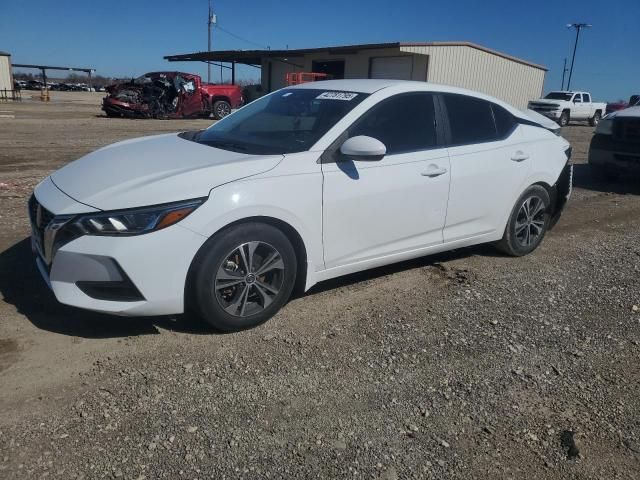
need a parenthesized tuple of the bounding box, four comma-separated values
(0, 51, 11, 56)
(165, 41, 547, 71)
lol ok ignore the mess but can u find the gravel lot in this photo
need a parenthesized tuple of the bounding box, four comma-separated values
(0, 92, 639, 479)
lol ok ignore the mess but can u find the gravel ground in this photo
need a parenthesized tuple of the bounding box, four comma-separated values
(0, 93, 639, 479)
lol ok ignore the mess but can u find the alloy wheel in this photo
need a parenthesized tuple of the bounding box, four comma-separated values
(515, 196, 546, 247)
(216, 102, 231, 118)
(214, 241, 285, 317)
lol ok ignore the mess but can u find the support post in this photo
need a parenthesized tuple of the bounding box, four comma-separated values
(231, 61, 235, 85)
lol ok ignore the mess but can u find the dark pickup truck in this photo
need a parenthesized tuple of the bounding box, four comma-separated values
(589, 103, 640, 179)
(103, 71, 243, 119)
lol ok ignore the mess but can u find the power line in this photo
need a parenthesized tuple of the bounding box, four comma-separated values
(214, 24, 268, 49)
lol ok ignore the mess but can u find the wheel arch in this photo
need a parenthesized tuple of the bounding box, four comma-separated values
(209, 95, 231, 106)
(184, 215, 310, 312)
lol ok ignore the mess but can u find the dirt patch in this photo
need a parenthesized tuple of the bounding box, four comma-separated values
(0, 338, 19, 372)
(0, 94, 639, 479)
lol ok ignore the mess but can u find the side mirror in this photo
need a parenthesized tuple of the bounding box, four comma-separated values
(339, 135, 386, 161)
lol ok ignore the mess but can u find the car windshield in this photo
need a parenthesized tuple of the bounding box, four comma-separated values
(544, 92, 573, 101)
(193, 88, 368, 154)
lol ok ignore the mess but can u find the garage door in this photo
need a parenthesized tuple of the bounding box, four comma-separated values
(369, 56, 413, 80)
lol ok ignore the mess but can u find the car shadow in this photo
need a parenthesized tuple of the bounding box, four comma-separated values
(0, 238, 215, 339)
(299, 243, 502, 298)
(2, 237, 504, 338)
(572, 163, 640, 195)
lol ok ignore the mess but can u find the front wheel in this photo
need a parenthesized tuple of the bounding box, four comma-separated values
(558, 111, 570, 127)
(191, 223, 297, 332)
(496, 185, 551, 257)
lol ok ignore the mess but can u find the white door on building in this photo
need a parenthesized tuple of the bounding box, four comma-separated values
(369, 56, 413, 80)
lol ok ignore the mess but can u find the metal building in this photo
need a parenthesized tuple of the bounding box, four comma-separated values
(0, 51, 13, 92)
(166, 41, 547, 109)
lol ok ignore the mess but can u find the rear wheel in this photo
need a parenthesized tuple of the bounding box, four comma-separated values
(589, 111, 601, 127)
(496, 185, 551, 257)
(212, 100, 232, 120)
(192, 223, 297, 332)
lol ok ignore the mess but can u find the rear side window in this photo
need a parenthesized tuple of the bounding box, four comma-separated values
(443, 94, 497, 145)
(349, 93, 437, 154)
(492, 104, 517, 138)
(583, 93, 591, 103)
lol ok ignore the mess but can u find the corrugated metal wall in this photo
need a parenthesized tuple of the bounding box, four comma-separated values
(401, 45, 545, 108)
(0, 55, 12, 91)
(260, 45, 545, 109)
(262, 48, 428, 91)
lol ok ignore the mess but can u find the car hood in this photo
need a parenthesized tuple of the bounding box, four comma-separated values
(51, 133, 283, 211)
(610, 105, 640, 118)
(529, 99, 562, 106)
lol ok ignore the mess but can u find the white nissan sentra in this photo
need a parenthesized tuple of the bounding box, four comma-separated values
(30, 80, 572, 331)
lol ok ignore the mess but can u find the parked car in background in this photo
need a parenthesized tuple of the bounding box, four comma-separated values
(528, 91, 606, 127)
(102, 72, 243, 119)
(589, 103, 640, 180)
(30, 80, 572, 331)
(606, 95, 640, 115)
(25, 80, 44, 90)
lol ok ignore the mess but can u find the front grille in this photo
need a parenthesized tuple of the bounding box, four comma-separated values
(614, 118, 640, 143)
(28, 194, 78, 265)
(529, 103, 559, 110)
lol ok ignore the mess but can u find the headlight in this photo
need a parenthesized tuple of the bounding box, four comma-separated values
(74, 198, 205, 236)
(595, 117, 614, 135)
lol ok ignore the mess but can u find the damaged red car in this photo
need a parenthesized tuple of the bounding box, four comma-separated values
(102, 71, 243, 119)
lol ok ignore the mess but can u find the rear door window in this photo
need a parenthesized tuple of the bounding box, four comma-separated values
(443, 94, 498, 145)
(582, 93, 591, 103)
(491, 104, 517, 138)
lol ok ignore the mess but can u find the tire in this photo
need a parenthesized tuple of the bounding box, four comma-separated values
(496, 185, 551, 257)
(558, 111, 570, 127)
(212, 100, 232, 120)
(191, 223, 297, 332)
(589, 111, 601, 127)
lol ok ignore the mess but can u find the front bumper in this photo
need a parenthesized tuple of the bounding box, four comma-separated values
(530, 109, 562, 120)
(588, 134, 640, 173)
(31, 181, 207, 316)
(102, 98, 148, 118)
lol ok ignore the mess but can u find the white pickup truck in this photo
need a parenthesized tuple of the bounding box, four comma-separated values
(528, 91, 606, 127)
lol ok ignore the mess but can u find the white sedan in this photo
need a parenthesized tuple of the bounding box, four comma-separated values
(30, 80, 572, 331)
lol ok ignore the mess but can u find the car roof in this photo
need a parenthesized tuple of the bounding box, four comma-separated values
(290, 79, 407, 94)
(288, 79, 525, 118)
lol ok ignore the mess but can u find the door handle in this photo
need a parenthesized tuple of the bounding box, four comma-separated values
(421, 165, 448, 177)
(511, 151, 529, 162)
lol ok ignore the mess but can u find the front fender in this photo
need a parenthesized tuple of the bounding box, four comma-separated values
(181, 173, 324, 291)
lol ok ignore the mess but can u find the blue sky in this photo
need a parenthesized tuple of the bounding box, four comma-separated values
(1, 0, 638, 101)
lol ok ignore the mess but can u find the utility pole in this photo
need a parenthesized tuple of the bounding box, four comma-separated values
(566, 23, 591, 91)
(207, 0, 217, 83)
(561, 58, 568, 90)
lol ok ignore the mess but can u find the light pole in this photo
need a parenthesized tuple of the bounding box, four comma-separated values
(561, 58, 568, 90)
(207, 0, 217, 83)
(566, 23, 591, 91)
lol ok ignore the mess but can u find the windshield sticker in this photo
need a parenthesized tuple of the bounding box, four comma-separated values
(316, 91, 359, 101)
